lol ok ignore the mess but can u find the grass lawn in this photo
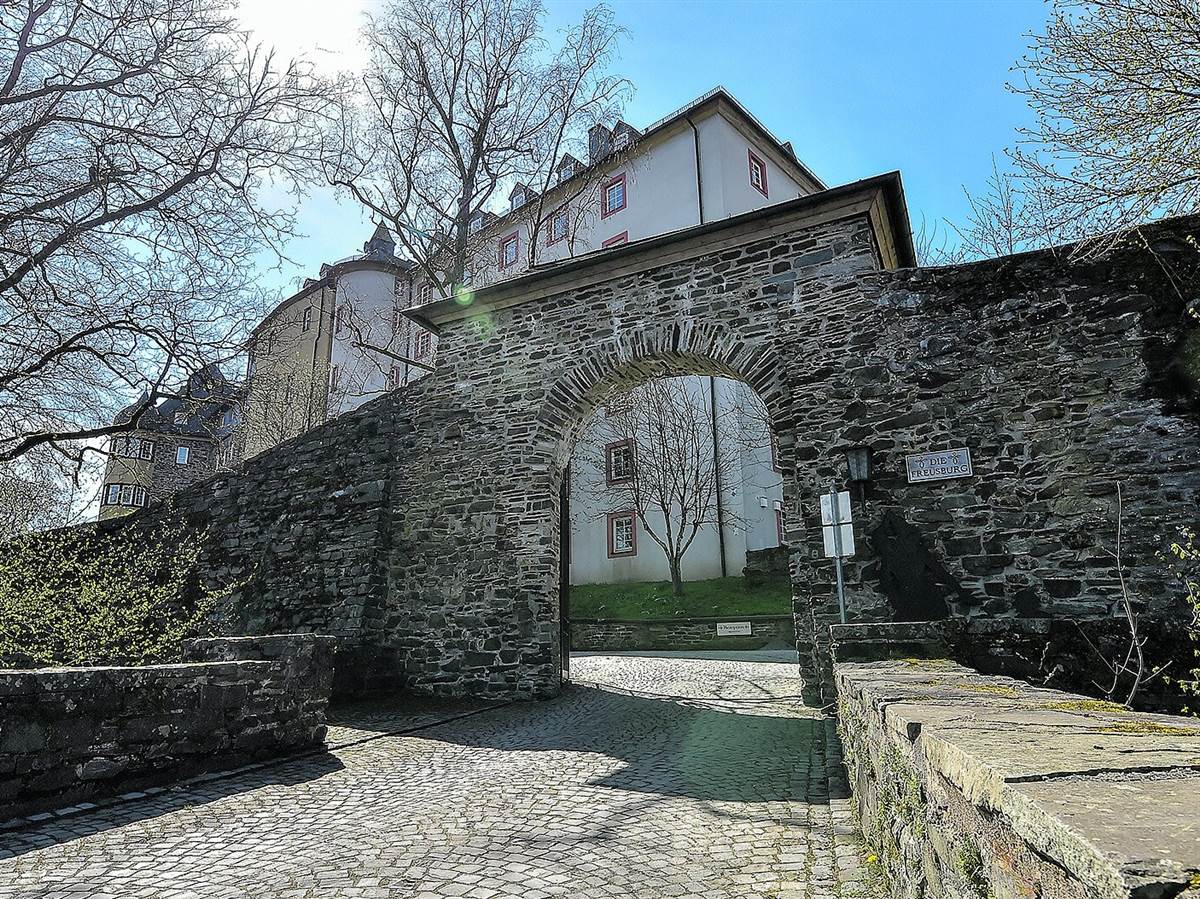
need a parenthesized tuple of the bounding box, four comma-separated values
(570, 576, 792, 620)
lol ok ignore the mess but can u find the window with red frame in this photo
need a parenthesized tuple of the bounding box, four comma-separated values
(548, 208, 569, 244)
(601, 173, 626, 217)
(386, 366, 400, 391)
(415, 330, 432, 359)
(607, 510, 637, 557)
(418, 281, 433, 305)
(748, 149, 768, 198)
(499, 232, 519, 268)
(605, 439, 635, 484)
(602, 231, 628, 248)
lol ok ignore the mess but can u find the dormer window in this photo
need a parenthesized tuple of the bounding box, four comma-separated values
(511, 190, 526, 211)
(468, 213, 484, 235)
(614, 131, 632, 152)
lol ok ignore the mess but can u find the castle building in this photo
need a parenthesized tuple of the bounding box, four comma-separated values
(98, 365, 241, 520)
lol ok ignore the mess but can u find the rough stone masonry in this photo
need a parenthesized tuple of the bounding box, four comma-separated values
(20, 172, 1200, 701)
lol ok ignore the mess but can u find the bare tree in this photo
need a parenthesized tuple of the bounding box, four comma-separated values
(1007, 0, 1200, 253)
(323, 0, 630, 298)
(0, 0, 337, 483)
(577, 378, 744, 597)
(0, 451, 78, 541)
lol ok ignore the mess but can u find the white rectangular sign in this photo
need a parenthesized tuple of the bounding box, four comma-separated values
(819, 490, 852, 526)
(906, 448, 973, 483)
(822, 523, 855, 559)
(716, 621, 753, 637)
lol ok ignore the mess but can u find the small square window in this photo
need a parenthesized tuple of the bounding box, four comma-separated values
(302, 307, 313, 332)
(173, 411, 187, 426)
(748, 149, 768, 198)
(608, 511, 637, 557)
(602, 231, 628, 249)
(601, 174, 627, 218)
(606, 439, 635, 485)
(176, 446, 190, 465)
(549, 208, 570, 244)
(499, 233, 519, 269)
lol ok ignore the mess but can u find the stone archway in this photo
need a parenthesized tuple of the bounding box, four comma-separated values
(391, 175, 912, 700)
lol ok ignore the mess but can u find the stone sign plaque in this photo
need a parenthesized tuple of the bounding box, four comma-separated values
(716, 621, 753, 637)
(906, 447, 973, 483)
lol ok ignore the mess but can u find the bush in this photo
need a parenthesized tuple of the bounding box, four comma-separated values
(0, 516, 226, 668)
(1166, 528, 1200, 713)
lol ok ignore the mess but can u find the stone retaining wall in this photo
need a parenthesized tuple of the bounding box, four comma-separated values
(570, 615, 795, 651)
(0, 633, 334, 821)
(835, 660, 1200, 899)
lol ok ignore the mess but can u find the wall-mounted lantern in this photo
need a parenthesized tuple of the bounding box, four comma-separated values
(845, 445, 873, 484)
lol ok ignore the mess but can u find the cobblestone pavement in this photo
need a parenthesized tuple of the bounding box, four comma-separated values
(0, 653, 878, 899)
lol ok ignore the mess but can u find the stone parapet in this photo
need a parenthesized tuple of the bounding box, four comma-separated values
(835, 659, 1200, 899)
(0, 633, 335, 821)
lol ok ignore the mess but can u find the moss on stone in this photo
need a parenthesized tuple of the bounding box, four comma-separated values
(900, 657, 956, 670)
(959, 683, 1020, 697)
(1040, 698, 1132, 714)
(1099, 720, 1199, 737)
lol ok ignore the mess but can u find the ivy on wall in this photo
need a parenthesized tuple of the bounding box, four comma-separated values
(0, 515, 227, 668)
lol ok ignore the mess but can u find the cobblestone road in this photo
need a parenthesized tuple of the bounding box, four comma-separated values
(0, 653, 877, 899)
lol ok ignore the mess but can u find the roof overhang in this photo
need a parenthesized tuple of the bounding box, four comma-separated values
(411, 171, 915, 332)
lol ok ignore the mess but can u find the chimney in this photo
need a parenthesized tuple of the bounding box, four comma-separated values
(588, 123, 613, 164)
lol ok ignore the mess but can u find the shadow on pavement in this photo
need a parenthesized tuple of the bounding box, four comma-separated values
(419, 683, 851, 806)
(0, 751, 345, 862)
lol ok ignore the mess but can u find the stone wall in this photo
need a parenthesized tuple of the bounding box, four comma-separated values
(0, 634, 334, 821)
(836, 660, 1200, 899)
(7, 177, 1200, 701)
(570, 614, 795, 652)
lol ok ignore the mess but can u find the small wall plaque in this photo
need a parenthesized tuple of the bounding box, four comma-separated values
(906, 447, 973, 483)
(716, 621, 753, 637)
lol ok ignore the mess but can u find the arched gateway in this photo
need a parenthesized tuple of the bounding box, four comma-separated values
(391, 173, 914, 700)
(76, 171, 1197, 703)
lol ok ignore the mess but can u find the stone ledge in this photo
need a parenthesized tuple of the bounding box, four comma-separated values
(835, 660, 1200, 899)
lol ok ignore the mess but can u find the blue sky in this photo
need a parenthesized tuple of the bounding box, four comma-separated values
(243, 0, 1049, 298)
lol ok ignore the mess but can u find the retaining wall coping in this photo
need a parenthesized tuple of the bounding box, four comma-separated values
(836, 660, 1200, 898)
(570, 614, 794, 625)
(0, 659, 273, 682)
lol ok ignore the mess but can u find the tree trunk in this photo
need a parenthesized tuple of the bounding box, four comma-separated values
(669, 558, 685, 597)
